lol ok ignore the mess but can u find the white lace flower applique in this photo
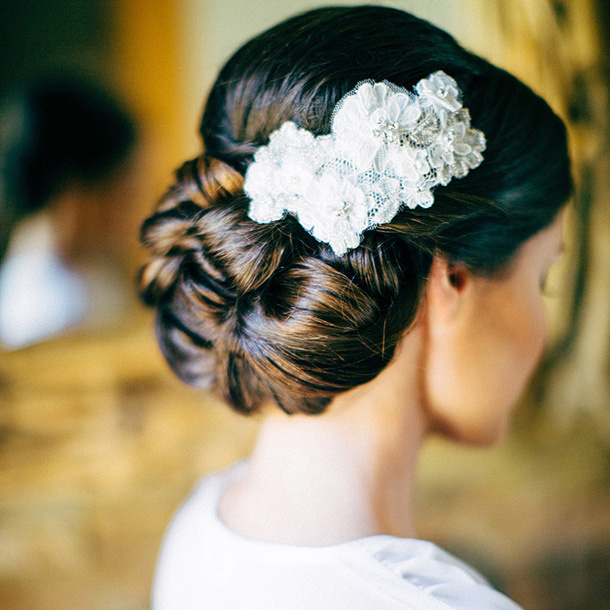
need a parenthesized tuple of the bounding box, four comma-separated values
(244, 70, 486, 256)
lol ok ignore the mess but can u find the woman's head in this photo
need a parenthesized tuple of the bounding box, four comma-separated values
(0, 77, 136, 260)
(140, 6, 571, 418)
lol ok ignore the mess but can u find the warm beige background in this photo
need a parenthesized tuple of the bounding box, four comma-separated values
(1, 1, 609, 608)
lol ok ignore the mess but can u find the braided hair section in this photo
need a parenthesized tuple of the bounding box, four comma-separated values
(139, 153, 426, 414)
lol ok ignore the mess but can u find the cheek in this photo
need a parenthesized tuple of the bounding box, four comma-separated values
(475, 286, 547, 416)
(423, 287, 547, 445)
(505, 291, 547, 382)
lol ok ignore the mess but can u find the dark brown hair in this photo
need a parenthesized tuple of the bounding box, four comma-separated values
(139, 6, 572, 415)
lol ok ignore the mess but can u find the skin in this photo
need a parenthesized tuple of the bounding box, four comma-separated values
(423, 212, 565, 444)
(219, 212, 565, 546)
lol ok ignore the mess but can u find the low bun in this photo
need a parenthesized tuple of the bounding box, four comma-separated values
(226, 243, 427, 414)
(140, 151, 427, 414)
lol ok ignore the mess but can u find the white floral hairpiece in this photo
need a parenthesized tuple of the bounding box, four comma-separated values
(244, 71, 486, 256)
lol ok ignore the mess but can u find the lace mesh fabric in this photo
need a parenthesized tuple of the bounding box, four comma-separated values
(244, 71, 486, 255)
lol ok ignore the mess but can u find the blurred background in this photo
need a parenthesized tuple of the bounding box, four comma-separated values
(0, 0, 609, 608)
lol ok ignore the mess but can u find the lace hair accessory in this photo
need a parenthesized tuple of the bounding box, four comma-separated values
(244, 71, 486, 255)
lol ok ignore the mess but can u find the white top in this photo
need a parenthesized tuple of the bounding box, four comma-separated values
(0, 215, 87, 348)
(153, 462, 522, 609)
(0, 213, 129, 349)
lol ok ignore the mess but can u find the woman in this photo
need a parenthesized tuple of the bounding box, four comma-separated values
(0, 77, 137, 347)
(140, 6, 571, 608)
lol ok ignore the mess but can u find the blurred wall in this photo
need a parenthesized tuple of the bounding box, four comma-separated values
(0, 1, 112, 94)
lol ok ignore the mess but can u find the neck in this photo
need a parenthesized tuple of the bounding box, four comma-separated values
(219, 328, 428, 546)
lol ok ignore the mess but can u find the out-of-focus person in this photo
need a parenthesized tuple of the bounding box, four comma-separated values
(0, 77, 138, 349)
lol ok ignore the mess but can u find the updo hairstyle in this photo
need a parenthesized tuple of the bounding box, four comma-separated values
(139, 6, 572, 415)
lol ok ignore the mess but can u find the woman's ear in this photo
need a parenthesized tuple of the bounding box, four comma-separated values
(424, 256, 470, 323)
